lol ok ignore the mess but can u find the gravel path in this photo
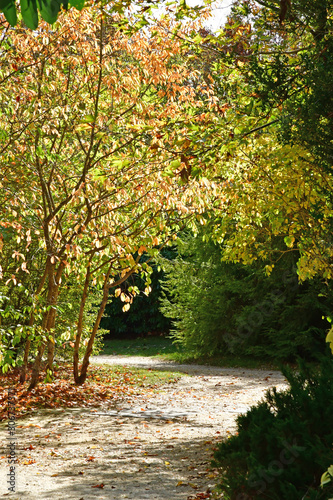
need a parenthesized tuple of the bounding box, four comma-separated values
(0, 356, 288, 500)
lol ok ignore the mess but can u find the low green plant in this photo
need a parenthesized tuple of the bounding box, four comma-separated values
(212, 356, 333, 500)
(159, 231, 255, 357)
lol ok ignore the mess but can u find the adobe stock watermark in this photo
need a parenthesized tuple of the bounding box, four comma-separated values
(7, 387, 17, 493)
(236, 439, 307, 500)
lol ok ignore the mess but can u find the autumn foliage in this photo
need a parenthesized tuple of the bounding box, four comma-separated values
(1, 0, 333, 392)
(0, 8, 217, 388)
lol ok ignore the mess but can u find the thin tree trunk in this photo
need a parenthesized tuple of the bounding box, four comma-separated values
(46, 263, 64, 378)
(20, 267, 48, 384)
(73, 264, 91, 384)
(75, 264, 112, 385)
(28, 342, 46, 390)
(75, 260, 141, 385)
(20, 338, 31, 384)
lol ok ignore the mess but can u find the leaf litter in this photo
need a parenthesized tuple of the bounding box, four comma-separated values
(0, 357, 287, 499)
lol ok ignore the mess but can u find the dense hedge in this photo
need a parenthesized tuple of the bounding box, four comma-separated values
(212, 356, 333, 499)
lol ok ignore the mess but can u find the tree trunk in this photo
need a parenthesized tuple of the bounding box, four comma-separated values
(28, 262, 63, 390)
(20, 268, 48, 384)
(20, 338, 31, 384)
(74, 259, 142, 385)
(28, 342, 46, 390)
(45, 263, 64, 378)
(73, 265, 91, 384)
(75, 264, 112, 385)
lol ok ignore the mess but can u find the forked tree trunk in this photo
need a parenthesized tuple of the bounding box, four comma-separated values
(28, 263, 63, 390)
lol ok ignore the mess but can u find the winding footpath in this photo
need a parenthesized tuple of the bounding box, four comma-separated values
(0, 356, 288, 500)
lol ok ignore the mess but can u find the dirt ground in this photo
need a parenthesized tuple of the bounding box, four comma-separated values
(0, 356, 288, 500)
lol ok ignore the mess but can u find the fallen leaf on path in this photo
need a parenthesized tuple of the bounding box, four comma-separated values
(24, 444, 35, 450)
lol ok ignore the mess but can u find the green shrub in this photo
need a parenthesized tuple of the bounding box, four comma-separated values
(0, 279, 106, 371)
(159, 231, 255, 356)
(159, 229, 332, 362)
(212, 356, 333, 499)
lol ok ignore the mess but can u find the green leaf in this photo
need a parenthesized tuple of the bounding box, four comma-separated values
(284, 235, 295, 248)
(1, 0, 17, 26)
(170, 159, 181, 169)
(37, 0, 62, 24)
(321, 465, 333, 486)
(69, 0, 84, 9)
(81, 114, 95, 123)
(21, 0, 38, 29)
(245, 99, 254, 115)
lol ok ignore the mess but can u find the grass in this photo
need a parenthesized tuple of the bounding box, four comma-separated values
(101, 336, 281, 370)
(92, 363, 182, 387)
(101, 336, 183, 357)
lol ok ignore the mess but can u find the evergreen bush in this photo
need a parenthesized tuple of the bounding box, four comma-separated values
(159, 231, 255, 356)
(212, 356, 333, 499)
(159, 229, 332, 361)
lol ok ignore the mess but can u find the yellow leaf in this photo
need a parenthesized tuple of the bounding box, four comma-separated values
(325, 329, 333, 354)
(321, 464, 333, 486)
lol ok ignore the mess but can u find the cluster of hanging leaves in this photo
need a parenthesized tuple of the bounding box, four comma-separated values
(0, 0, 210, 31)
(1, 0, 79, 30)
(0, 7, 216, 287)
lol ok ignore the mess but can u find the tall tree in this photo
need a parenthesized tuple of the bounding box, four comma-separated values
(0, 7, 218, 387)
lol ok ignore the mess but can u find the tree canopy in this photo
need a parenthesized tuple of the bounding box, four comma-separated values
(0, 6, 218, 386)
(1, 0, 333, 386)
